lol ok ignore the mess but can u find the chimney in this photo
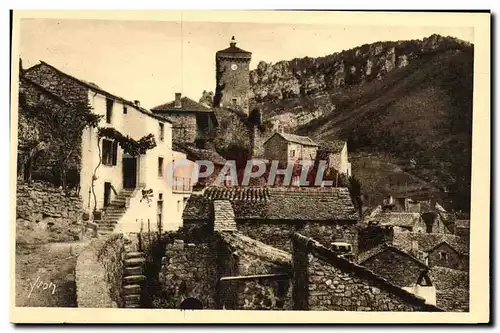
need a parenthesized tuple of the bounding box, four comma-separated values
(175, 93, 182, 108)
(134, 100, 141, 107)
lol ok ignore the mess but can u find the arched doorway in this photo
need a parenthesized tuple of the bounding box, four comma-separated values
(180, 297, 203, 310)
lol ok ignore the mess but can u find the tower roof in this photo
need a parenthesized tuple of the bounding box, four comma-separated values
(216, 36, 252, 59)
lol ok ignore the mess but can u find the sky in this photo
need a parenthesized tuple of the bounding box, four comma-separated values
(18, 18, 474, 110)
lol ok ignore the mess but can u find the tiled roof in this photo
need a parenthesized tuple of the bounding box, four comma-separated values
(204, 187, 271, 201)
(264, 132, 319, 147)
(182, 195, 211, 221)
(151, 96, 213, 113)
(218, 231, 292, 267)
(357, 243, 429, 269)
(20, 76, 71, 105)
(292, 233, 443, 311)
(393, 232, 469, 256)
(428, 266, 469, 290)
(172, 142, 226, 166)
(24, 61, 169, 123)
(183, 186, 358, 222)
(216, 41, 252, 58)
(376, 212, 422, 228)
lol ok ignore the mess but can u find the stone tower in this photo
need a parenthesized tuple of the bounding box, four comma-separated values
(214, 36, 252, 115)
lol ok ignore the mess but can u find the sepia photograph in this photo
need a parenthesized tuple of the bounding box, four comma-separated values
(9, 10, 490, 324)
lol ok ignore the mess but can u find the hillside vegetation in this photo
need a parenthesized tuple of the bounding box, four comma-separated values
(249, 34, 473, 211)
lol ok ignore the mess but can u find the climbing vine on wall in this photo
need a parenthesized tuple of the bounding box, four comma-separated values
(97, 127, 157, 156)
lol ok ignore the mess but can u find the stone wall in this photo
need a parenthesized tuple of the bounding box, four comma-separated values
(216, 232, 293, 310)
(213, 200, 237, 231)
(157, 239, 218, 309)
(292, 233, 441, 311)
(263, 134, 289, 163)
(236, 220, 358, 254)
(428, 266, 469, 312)
(360, 249, 427, 287)
(23, 62, 89, 104)
(358, 225, 394, 252)
(16, 181, 85, 244)
(436, 289, 469, 312)
(18, 78, 82, 186)
(428, 243, 466, 271)
(75, 234, 125, 307)
(159, 113, 197, 143)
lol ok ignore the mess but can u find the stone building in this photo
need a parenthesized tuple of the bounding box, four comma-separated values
(154, 196, 440, 311)
(426, 241, 469, 271)
(291, 233, 441, 311)
(371, 212, 427, 233)
(356, 243, 435, 305)
(263, 132, 319, 165)
(151, 93, 218, 145)
(183, 186, 359, 254)
(21, 60, 192, 233)
(359, 225, 469, 272)
(318, 140, 352, 176)
(214, 36, 252, 115)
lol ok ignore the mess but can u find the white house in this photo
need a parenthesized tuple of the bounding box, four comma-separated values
(23, 61, 196, 234)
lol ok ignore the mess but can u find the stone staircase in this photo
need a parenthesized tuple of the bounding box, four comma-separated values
(122, 251, 146, 308)
(97, 188, 135, 236)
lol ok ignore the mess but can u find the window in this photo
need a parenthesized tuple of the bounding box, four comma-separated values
(157, 199, 163, 232)
(102, 139, 118, 166)
(290, 150, 296, 157)
(158, 157, 164, 178)
(159, 122, 165, 141)
(106, 98, 114, 124)
(232, 98, 237, 106)
(439, 252, 448, 260)
(123, 106, 128, 114)
(173, 127, 186, 140)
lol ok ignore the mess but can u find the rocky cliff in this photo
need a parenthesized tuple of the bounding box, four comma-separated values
(249, 34, 471, 103)
(247, 34, 473, 211)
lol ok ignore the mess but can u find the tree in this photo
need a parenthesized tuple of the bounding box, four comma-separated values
(348, 176, 364, 220)
(18, 91, 101, 187)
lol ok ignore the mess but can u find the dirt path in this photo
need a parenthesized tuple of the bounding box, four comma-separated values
(15, 240, 90, 307)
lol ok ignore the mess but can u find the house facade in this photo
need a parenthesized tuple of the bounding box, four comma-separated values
(426, 241, 469, 271)
(22, 61, 193, 233)
(151, 93, 218, 144)
(263, 132, 319, 165)
(319, 140, 352, 176)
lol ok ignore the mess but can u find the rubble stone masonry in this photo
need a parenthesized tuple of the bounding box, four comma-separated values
(16, 181, 84, 243)
(236, 220, 358, 254)
(158, 239, 218, 309)
(292, 233, 441, 311)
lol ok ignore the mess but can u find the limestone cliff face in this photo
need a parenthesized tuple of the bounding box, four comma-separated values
(249, 34, 471, 103)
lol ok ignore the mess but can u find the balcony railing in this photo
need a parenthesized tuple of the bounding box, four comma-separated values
(172, 177, 193, 193)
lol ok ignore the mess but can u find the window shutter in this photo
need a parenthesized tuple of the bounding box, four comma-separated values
(112, 141, 118, 165)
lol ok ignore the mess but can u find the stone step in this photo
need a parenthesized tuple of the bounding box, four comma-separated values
(97, 225, 116, 230)
(124, 304, 140, 308)
(123, 275, 146, 284)
(125, 252, 144, 259)
(124, 258, 145, 267)
(104, 207, 126, 213)
(123, 295, 141, 302)
(104, 213, 124, 217)
(123, 284, 141, 295)
(124, 266, 143, 275)
(98, 222, 118, 227)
